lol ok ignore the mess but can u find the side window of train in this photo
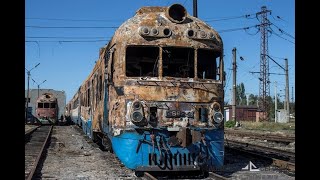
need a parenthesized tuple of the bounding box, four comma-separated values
(95, 75, 99, 106)
(106, 48, 115, 85)
(99, 75, 102, 101)
(111, 49, 115, 82)
(217, 56, 222, 80)
(197, 49, 217, 80)
(104, 50, 110, 68)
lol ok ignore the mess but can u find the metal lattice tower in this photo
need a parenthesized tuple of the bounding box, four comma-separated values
(257, 6, 271, 121)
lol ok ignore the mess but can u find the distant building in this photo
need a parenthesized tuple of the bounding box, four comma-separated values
(224, 105, 259, 122)
(25, 89, 66, 118)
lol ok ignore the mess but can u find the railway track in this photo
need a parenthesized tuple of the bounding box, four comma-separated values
(225, 129, 295, 143)
(142, 171, 229, 179)
(226, 139, 295, 161)
(208, 172, 229, 180)
(143, 172, 158, 180)
(25, 125, 53, 180)
(225, 138, 295, 172)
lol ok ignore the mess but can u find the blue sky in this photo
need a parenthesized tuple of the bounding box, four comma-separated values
(25, 0, 295, 103)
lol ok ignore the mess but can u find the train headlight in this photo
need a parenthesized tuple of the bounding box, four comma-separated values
(151, 28, 159, 36)
(133, 101, 142, 110)
(208, 32, 215, 39)
(199, 31, 207, 38)
(132, 111, 143, 122)
(213, 112, 223, 124)
(212, 102, 221, 112)
(130, 100, 146, 126)
(139, 26, 150, 36)
(163, 28, 172, 37)
(186, 29, 196, 38)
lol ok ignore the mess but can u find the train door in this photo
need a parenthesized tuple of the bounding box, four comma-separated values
(103, 46, 115, 134)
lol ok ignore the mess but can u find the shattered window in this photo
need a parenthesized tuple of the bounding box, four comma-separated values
(162, 47, 194, 78)
(126, 46, 159, 77)
(99, 75, 102, 101)
(51, 103, 56, 108)
(197, 49, 217, 80)
(38, 103, 43, 108)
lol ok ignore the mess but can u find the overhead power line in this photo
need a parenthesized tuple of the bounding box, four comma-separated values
(26, 17, 123, 22)
(26, 36, 110, 39)
(270, 23, 295, 39)
(27, 12, 257, 23)
(268, 27, 295, 44)
(217, 24, 261, 33)
(26, 40, 109, 43)
(204, 13, 256, 22)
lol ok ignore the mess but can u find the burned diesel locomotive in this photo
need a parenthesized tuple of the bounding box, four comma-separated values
(66, 4, 225, 173)
(36, 93, 59, 125)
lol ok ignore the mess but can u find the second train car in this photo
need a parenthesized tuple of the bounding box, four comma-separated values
(36, 93, 59, 125)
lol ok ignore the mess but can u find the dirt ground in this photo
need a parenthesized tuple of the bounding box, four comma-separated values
(29, 124, 294, 179)
(25, 124, 38, 133)
(35, 125, 140, 179)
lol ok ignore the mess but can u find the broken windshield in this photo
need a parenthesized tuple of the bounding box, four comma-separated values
(125, 46, 220, 80)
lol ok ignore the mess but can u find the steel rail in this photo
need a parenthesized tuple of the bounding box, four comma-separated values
(25, 125, 53, 180)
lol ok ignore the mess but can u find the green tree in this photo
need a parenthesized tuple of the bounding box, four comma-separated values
(248, 94, 258, 106)
(236, 83, 247, 105)
(289, 102, 295, 115)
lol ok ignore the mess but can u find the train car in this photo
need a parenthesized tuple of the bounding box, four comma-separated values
(66, 4, 225, 174)
(36, 93, 59, 125)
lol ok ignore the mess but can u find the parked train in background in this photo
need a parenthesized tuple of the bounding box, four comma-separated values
(65, 4, 225, 175)
(36, 93, 59, 125)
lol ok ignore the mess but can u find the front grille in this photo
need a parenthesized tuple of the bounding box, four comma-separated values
(148, 153, 196, 166)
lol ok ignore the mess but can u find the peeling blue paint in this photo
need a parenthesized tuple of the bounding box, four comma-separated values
(111, 129, 224, 170)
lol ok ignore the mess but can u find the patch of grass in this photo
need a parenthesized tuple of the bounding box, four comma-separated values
(225, 120, 236, 128)
(240, 121, 295, 132)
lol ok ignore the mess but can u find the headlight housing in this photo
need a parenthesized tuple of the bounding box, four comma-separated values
(213, 112, 223, 124)
(130, 100, 147, 127)
(132, 111, 143, 123)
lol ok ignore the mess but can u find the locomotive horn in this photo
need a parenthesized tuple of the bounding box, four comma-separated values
(166, 4, 187, 23)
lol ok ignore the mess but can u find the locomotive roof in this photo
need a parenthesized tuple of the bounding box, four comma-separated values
(112, 4, 222, 48)
(37, 93, 57, 102)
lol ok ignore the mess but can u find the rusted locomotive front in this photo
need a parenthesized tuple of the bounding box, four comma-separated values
(36, 93, 58, 125)
(103, 4, 224, 172)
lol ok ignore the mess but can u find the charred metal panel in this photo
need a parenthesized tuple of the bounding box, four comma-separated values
(123, 84, 221, 102)
(176, 127, 192, 147)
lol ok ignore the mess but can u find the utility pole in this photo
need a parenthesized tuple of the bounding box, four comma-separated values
(263, 55, 289, 123)
(193, 0, 198, 17)
(285, 58, 290, 122)
(291, 86, 294, 114)
(32, 78, 46, 99)
(257, 6, 271, 121)
(25, 63, 40, 123)
(232, 48, 237, 125)
(274, 81, 277, 123)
